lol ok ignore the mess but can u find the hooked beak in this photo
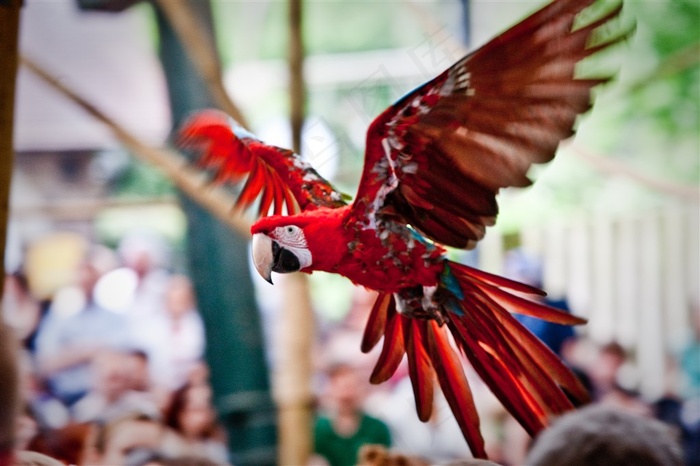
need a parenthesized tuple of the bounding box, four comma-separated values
(252, 233, 302, 284)
(252, 233, 274, 284)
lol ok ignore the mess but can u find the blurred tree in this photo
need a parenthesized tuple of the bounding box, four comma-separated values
(76, 1, 277, 464)
(154, 2, 277, 464)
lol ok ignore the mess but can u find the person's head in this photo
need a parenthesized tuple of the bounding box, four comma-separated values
(123, 350, 150, 392)
(118, 233, 168, 278)
(138, 455, 222, 466)
(525, 405, 683, 466)
(92, 352, 130, 402)
(85, 414, 165, 466)
(589, 342, 626, 393)
(358, 444, 428, 466)
(164, 275, 195, 320)
(325, 363, 365, 414)
(165, 383, 218, 441)
(75, 261, 101, 296)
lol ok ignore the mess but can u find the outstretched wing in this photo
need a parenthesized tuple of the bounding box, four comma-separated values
(179, 110, 347, 216)
(351, 0, 628, 248)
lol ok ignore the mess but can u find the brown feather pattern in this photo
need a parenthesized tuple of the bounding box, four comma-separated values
(353, 0, 628, 249)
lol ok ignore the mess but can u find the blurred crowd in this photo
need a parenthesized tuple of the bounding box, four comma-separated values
(2, 233, 229, 466)
(3, 236, 699, 466)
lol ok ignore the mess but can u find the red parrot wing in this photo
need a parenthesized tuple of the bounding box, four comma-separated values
(351, 0, 628, 248)
(178, 110, 347, 216)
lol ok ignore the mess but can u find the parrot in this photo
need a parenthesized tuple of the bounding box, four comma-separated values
(179, 0, 629, 458)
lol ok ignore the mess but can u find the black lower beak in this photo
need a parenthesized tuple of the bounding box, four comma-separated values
(271, 241, 301, 274)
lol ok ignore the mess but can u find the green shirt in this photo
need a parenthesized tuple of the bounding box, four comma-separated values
(313, 413, 392, 466)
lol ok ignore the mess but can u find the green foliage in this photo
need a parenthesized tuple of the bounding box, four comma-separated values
(112, 159, 176, 198)
(212, 0, 445, 64)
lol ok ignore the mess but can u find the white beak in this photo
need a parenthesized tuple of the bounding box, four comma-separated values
(252, 233, 274, 284)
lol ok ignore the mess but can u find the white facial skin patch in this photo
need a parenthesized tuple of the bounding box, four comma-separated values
(273, 225, 313, 269)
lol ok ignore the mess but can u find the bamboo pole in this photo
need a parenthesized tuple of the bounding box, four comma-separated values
(0, 1, 21, 461)
(275, 0, 315, 464)
(0, 0, 21, 298)
(20, 56, 251, 238)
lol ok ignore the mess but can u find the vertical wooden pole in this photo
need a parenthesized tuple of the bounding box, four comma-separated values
(275, 0, 315, 464)
(478, 227, 503, 275)
(289, 0, 305, 154)
(637, 213, 665, 399)
(661, 206, 687, 345)
(566, 218, 592, 320)
(615, 216, 639, 349)
(0, 0, 21, 297)
(0, 1, 21, 462)
(542, 222, 567, 299)
(590, 218, 615, 343)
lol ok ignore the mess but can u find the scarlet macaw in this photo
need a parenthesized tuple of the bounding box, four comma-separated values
(179, 0, 628, 457)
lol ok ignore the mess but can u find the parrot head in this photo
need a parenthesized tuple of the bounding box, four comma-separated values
(250, 208, 348, 284)
(251, 220, 313, 284)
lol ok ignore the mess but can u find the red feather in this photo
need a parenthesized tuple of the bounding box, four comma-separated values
(361, 293, 392, 353)
(425, 320, 486, 458)
(404, 320, 435, 422)
(369, 306, 406, 385)
(178, 109, 346, 215)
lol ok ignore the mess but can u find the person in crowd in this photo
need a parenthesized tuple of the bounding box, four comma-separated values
(123, 349, 150, 393)
(132, 275, 205, 392)
(14, 407, 37, 454)
(134, 452, 223, 466)
(585, 341, 652, 417)
(71, 350, 159, 423)
(356, 444, 502, 466)
(588, 341, 627, 400)
(2, 272, 41, 351)
(356, 444, 428, 466)
(82, 413, 173, 466)
(525, 404, 683, 466)
(16, 350, 68, 430)
(163, 382, 228, 464)
(95, 233, 170, 320)
(26, 423, 93, 466)
(34, 260, 132, 406)
(313, 363, 391, 466)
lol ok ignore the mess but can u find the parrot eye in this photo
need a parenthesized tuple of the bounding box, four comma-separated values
(274, 225, 307, 248)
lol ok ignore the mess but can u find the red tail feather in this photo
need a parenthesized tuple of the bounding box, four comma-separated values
(369, 306, 406, 385)
(404, 320, 435, 422)
(364, 261, 589, 458)
(361, 293, 392, 353)
(425, 320, 486, 458)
